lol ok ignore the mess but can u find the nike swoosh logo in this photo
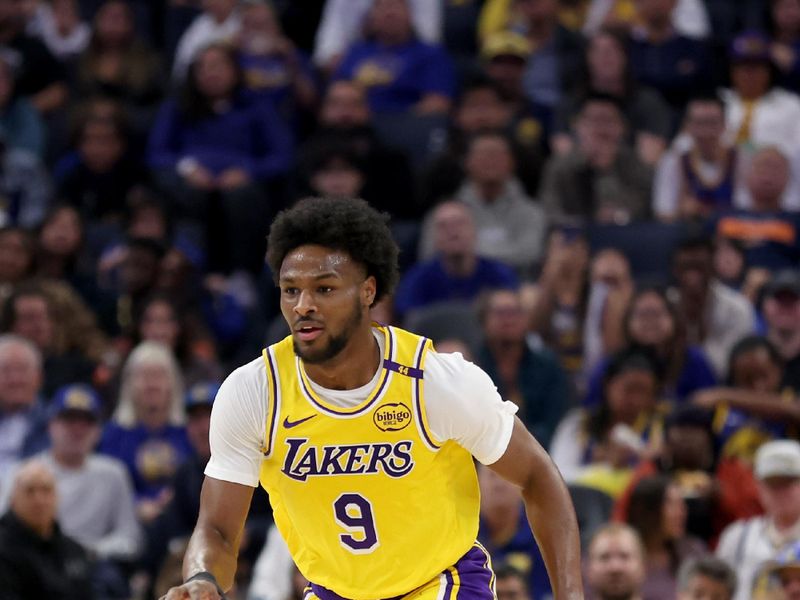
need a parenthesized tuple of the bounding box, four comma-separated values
(283, 414, 317, 429)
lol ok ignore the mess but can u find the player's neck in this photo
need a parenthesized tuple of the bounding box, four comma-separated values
(304, 326, 381, 390)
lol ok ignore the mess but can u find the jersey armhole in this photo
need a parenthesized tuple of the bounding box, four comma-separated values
(415, 337, 445, 451)
(262, 347, 281, 458)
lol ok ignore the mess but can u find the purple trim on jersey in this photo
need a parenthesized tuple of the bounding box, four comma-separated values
(264, 348, 279, 456)
(413, 337, 441, 450)
(298, 328, 395, 417)
(382, 359, 424, 379)
(443, 568, 455, 599)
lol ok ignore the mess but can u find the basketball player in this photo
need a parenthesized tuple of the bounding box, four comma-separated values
(163, 198, 583, 600)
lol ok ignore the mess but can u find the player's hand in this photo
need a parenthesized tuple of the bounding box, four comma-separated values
(161, 579, 222, 600)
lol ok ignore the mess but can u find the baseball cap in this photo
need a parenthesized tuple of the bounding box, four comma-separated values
(185, 381, 220, 412)
(763, 269, 800, 299)
(481, 31, 531, 61)
(50, 384, 101, 420)
(755, 440, 800, 480)
(730, 31, 771, 64)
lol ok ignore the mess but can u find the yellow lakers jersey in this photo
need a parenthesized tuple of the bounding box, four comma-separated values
(258, 325, 480, 599)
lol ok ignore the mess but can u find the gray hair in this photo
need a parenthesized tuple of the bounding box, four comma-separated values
(677, 556, 737, 598)
(0, 334, 42, 371)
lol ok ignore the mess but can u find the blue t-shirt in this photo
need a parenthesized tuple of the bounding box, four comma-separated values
(99, 422, 192, 500)
(709, 209, 800, 270)
(393, 256, 518, 318)
(333, 39, 455, 113)
(239, 50, 316, 113)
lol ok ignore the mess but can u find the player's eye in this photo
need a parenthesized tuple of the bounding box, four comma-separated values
(317, 286, 333, 294)
(282, 287, 299, 296)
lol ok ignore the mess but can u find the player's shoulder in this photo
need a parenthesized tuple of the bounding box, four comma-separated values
(424, 348, 496, 395)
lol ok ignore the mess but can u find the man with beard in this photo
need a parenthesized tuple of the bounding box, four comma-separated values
(586, 523, 646, 600)
(163, 197, 583, 600)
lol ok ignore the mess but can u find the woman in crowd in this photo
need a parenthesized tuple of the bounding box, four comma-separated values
(0, 54, 45, 158)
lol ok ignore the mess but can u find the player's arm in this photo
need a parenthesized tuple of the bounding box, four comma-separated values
(489, 417, 584, 600)
(163, 477, 254, 599)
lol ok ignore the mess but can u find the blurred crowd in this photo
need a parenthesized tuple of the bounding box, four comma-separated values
(0, 0, 799, 599)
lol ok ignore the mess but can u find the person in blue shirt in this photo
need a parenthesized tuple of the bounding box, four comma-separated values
(393, 200, 518, 320)
(333, 0, 455, 115)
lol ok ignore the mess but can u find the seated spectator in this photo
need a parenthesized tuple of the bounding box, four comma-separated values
(585, 523, 647, 600)
(0, 0, 67, 113)
(0, 282, 97, 397)
(717, 440, 800, 600)
(763, 270, 800, 394)
(0, 227, 35, 299)
(99, 341, 191, 522)
(670, 235, 755, 378)
(0, 335, 47, 478)
(394, 202, 518, 320)
(710, 147, 800, 271)
(421, 131, 547, 275)
(0, 459, 93, 600)
(770, 0, 800, 92)
(236, 0, 317, 120)
(676, 556, 737, 600)
(722, 31, 800, 209)
(550, 348, 665, 493)
(654, 94, 740, 222)
(333, 0, 455, 115)
(540, 93, 653, 225)
(148, 42, 292, 275)
(553, 28, 672, 166)
(494, 563, 530, 600)
(302, 144, 366, 201)
(172, 0, 241, 81)
(694, 336, 798, 465)
(615, 405, 761, 547)
(477, 464, 551, 599)
(298, 81, 416, 219)
(0, 126, 51, 228)
(55, 101, 148, 224)
(475, 288, 569, 448)
(27, 0, 89, 62)
(759, 540, 800, 600)
(75, 0, 163, 122)
(0, 53, 44, 157)
(627, 0, 712, 114)
(626, 475, 707, 599)
(422, 75, 545, 206)
(585, 286, 717, 407)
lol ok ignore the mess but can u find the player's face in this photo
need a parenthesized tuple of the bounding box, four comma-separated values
(280, 245, 375, 365)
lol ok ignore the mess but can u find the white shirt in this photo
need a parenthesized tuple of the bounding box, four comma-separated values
(312, 0, 442, 67)
(702, 281, 756, 379)
(172, 11, 242, 80)
(205, 329, 518, 487)
(248, 524, 294, 600)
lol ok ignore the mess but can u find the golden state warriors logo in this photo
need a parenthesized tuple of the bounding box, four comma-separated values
(373, 403, 412, 432)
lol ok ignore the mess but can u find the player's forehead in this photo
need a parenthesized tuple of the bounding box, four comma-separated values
(279, 244, 362, 281)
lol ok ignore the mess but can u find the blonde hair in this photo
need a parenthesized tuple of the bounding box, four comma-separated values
(113, 341, 185, 427)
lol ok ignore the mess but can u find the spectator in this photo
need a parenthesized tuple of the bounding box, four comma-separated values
(236, 0, 317, 119)
(628, 0, 712, 114)
(394, 202, 519, 321)
(654, 94, 740, 222)
(540, 93, 653, 225)
(298, 80, 415, 219)
(475, 288, 570, 448)
(302, 144, 366, 201)
(585, 523, 647, 600)
(676, 556, 737, 600)
(710, 147, 800, 271)
(0, 282, 96, 397)
(148, 42, 292, 275)
(99, 341, 191, 522)
(0, 459, 94, 600)
(582, 0, 710, 39)
(0, 335, 46, 478)
(172, 0, 241, 81)
(717, 440, 800, 600)
(0, 126, 51, 228)
(27, 0, 89, 62)
(0, 52, 44, 157)
(550, 348, 664, 493)
(333, 0, 455, 115)
(625, 475, 707, 599)
(478, 463, 551, 599)
(584, 286, 717, 407)
(553, 28, 672, 166)
(55, 101, 148, 224)
(75, 0, 163, 122)
(762, 540, 800, 600)
(0, 0, 67, 113)
(770, 0, 800, 92)
(421, 131, 547, 275)
(614, 405, 762, 546)
(763, 270, 800, 394)
(669, 235, 755, 378)
(494, 563, 530, 600)
(0, 227, 35, 298)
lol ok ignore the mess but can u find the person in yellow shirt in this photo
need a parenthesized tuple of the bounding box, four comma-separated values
(162, 197, 583, 600)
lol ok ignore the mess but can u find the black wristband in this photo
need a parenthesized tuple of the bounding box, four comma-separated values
(185, 571, 225, 597)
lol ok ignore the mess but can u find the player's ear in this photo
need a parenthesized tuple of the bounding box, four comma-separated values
(362, 275, 377, 306)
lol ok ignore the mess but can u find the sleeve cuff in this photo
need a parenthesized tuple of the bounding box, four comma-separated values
(204, 464, 259, 488)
